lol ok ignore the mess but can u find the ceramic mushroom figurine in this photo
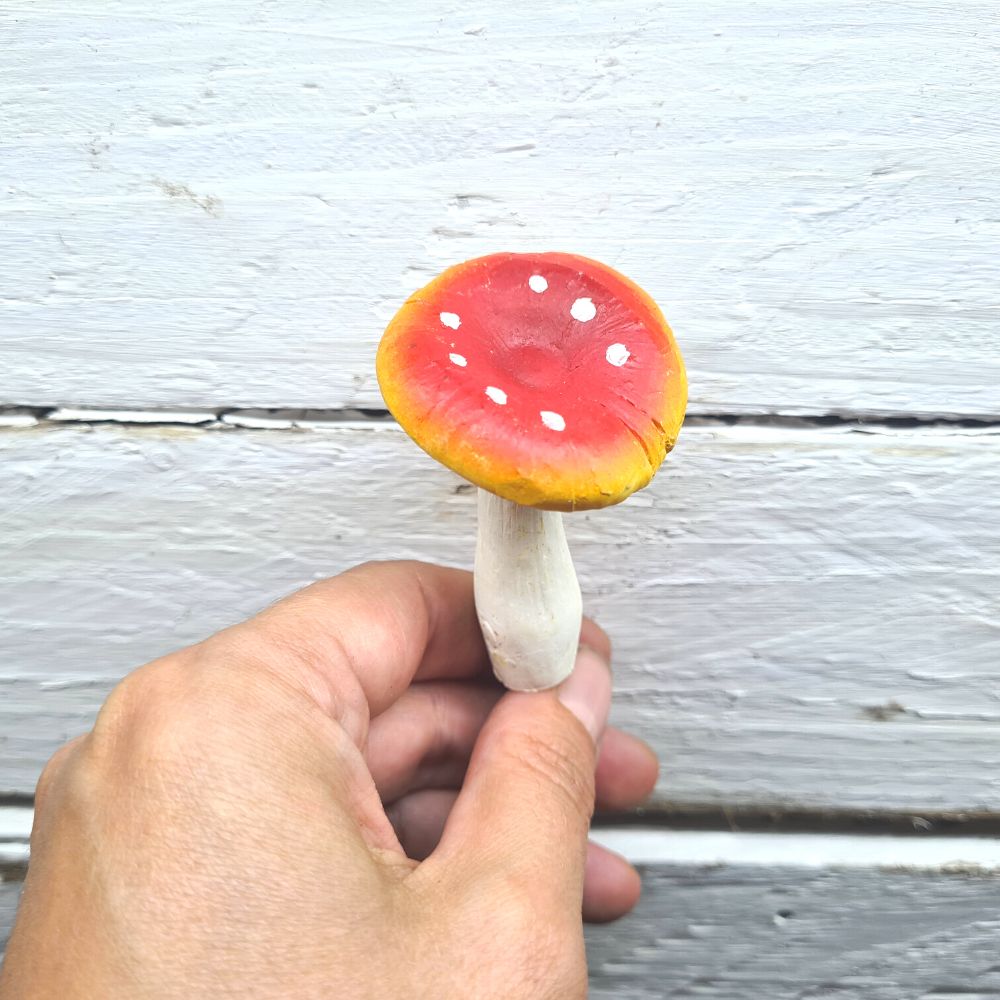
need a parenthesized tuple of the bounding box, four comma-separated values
(377, 252, 686, 691)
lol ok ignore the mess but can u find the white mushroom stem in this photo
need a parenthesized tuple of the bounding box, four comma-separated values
(474, 489, 583, 691)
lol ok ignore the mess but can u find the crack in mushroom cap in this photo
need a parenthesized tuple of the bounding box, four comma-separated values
(376, 251, 687, 511)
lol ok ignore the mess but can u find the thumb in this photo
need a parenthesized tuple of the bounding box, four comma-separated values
(431, 646, 611, 913)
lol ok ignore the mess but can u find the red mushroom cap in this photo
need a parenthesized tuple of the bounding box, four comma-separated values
(376, 252, 687, 511)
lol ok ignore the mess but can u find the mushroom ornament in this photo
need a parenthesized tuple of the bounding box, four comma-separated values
(377, 252, 686, 691)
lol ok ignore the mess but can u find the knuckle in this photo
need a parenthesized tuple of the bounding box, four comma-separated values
(233, 614, 370, 739)
(90, 661, 171, 746)
(31, 732, 118, 846)
(33, 736, 84, 811)
(88, 655, 218, 770)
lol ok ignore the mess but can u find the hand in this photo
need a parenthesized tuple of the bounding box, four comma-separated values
(0, 562, 658, 999)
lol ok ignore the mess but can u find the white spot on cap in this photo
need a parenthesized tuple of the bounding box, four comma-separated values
(570, 297, 596, 322)
(528, 274, 548, 293)
(449, 353, 467, 367)
(485, 386, 507, 405)
(606, 343, 630, 367)
(540, 410, 565, 432)
(440, 311, 461, 329)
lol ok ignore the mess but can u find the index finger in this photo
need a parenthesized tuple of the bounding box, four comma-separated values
(229, 560, 491, 731)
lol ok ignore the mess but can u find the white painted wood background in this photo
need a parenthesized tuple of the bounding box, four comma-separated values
(3, 418, 999, 812)
(2, 0, 998, 418)
(3, 1, 999, 992)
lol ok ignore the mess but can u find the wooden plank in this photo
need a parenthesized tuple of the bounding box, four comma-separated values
(587, 864, 1000, 998)
(0, 880, 25, 957)
(5, 858, 1000, 997)
(2, 419, 998, 811)
(2, 1, 999, 417)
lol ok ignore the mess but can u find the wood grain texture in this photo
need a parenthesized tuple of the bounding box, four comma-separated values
(2, 1, 998, 417)
(587, 864, 1000, 998)
(5, 861, 1000, 997)
(2, 419, 998, 811)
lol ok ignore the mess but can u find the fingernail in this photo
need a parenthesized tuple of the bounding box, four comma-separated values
(558, 645, 612, 742)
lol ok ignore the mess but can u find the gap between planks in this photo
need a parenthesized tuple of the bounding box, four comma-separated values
(1, 405, 999, 432)
(4, 807, 1000, 873)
